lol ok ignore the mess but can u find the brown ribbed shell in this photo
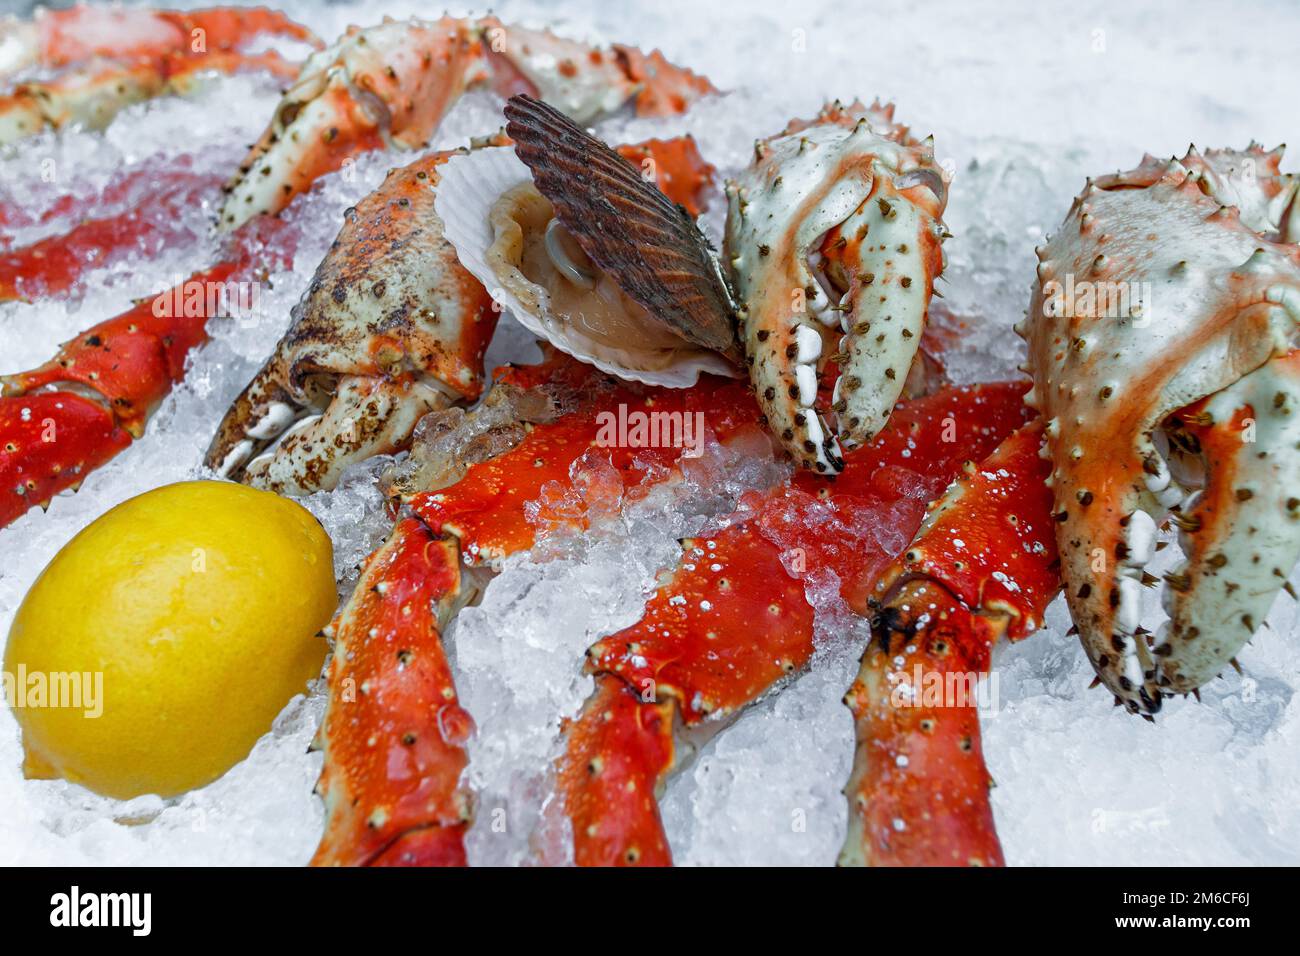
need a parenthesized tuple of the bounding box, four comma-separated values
(503, 94, 739, 361)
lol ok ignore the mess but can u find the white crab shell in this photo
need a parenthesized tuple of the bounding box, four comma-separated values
(724, 107, 948, 472)
(1024, 144, 1300, 713)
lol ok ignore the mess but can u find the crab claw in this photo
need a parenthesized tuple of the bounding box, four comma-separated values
(1026, 145, 1300, 713)
(207, 147, 498, 494)
(218, 16, 716, 231)
(725, 101, 948, 473)
(218, 17, 484, 230)
(1153, 349, 1300, 695)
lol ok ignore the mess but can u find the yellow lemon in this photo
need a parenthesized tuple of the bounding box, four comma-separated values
(4, 481, 335, 799)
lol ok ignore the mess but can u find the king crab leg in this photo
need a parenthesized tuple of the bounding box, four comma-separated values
(0, 217, 294, 526)
(311, 355, 765, 865)
(559, 380, 1035, 864)
(0, 170, 223, 302)
(839, 420, 1058, 865)
(0, 5, 320, 143)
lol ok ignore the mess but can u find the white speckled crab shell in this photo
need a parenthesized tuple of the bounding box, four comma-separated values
(1024, 145, 1300, 713)
(724, 110, 947, 472)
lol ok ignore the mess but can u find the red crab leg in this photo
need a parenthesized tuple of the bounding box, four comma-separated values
(0, 10, 316, 143)
(312, 517, 474, 867)
(311, 357, 764, 866)
(839, 420, 1059, 866)
(0, 172, 222, 301)
(560, 381, 1036, 865)
(27, 6, 319, 72)
(0, 219, 293, 526)
(0, 161, 214, 243)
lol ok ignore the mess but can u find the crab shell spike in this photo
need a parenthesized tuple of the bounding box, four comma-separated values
(725, 104, 947, 472)
(840, 420, 1059, 866)
(1153, 350, 1300, 694)
(312, 518, 474, 867)
(218, 17, 484, 231)
(207, 146, 499, 494)
(1027, 147, 1300, 713)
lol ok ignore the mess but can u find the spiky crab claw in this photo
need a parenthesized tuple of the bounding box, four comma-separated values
(1025, 144, 1300, 714)
(218, 16, 717, 230)
(725, 101, 949, 473)
(207, 131, 716, 496)
(208, 142, 502, 495)
(0, 5, 319, 144)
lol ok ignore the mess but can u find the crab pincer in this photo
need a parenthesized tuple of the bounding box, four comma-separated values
(1025, 144, 1300, 713)
(218, 17, 717, 230)
(207, 128, 717, 496)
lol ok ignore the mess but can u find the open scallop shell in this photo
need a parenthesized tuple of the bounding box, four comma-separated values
(436, 145, 739, 389)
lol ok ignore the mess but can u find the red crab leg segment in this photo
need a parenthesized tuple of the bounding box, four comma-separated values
(560, 675, 676, 866)
(0, 172, 222, 302)
(2, 5, 317, 76)
(0, 7, 319, 143)
(839, 420, 1058, 866)
(312, 518, 474, 867)
(0, 220, 292, 527)
(0, 392, 131, 527)
(561, 381, 1034, 865)
(0, 160, 213, 244)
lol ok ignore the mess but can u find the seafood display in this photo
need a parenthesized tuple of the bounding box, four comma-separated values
(1, 11, 712, 524)
(1, 1, 1297, 869)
